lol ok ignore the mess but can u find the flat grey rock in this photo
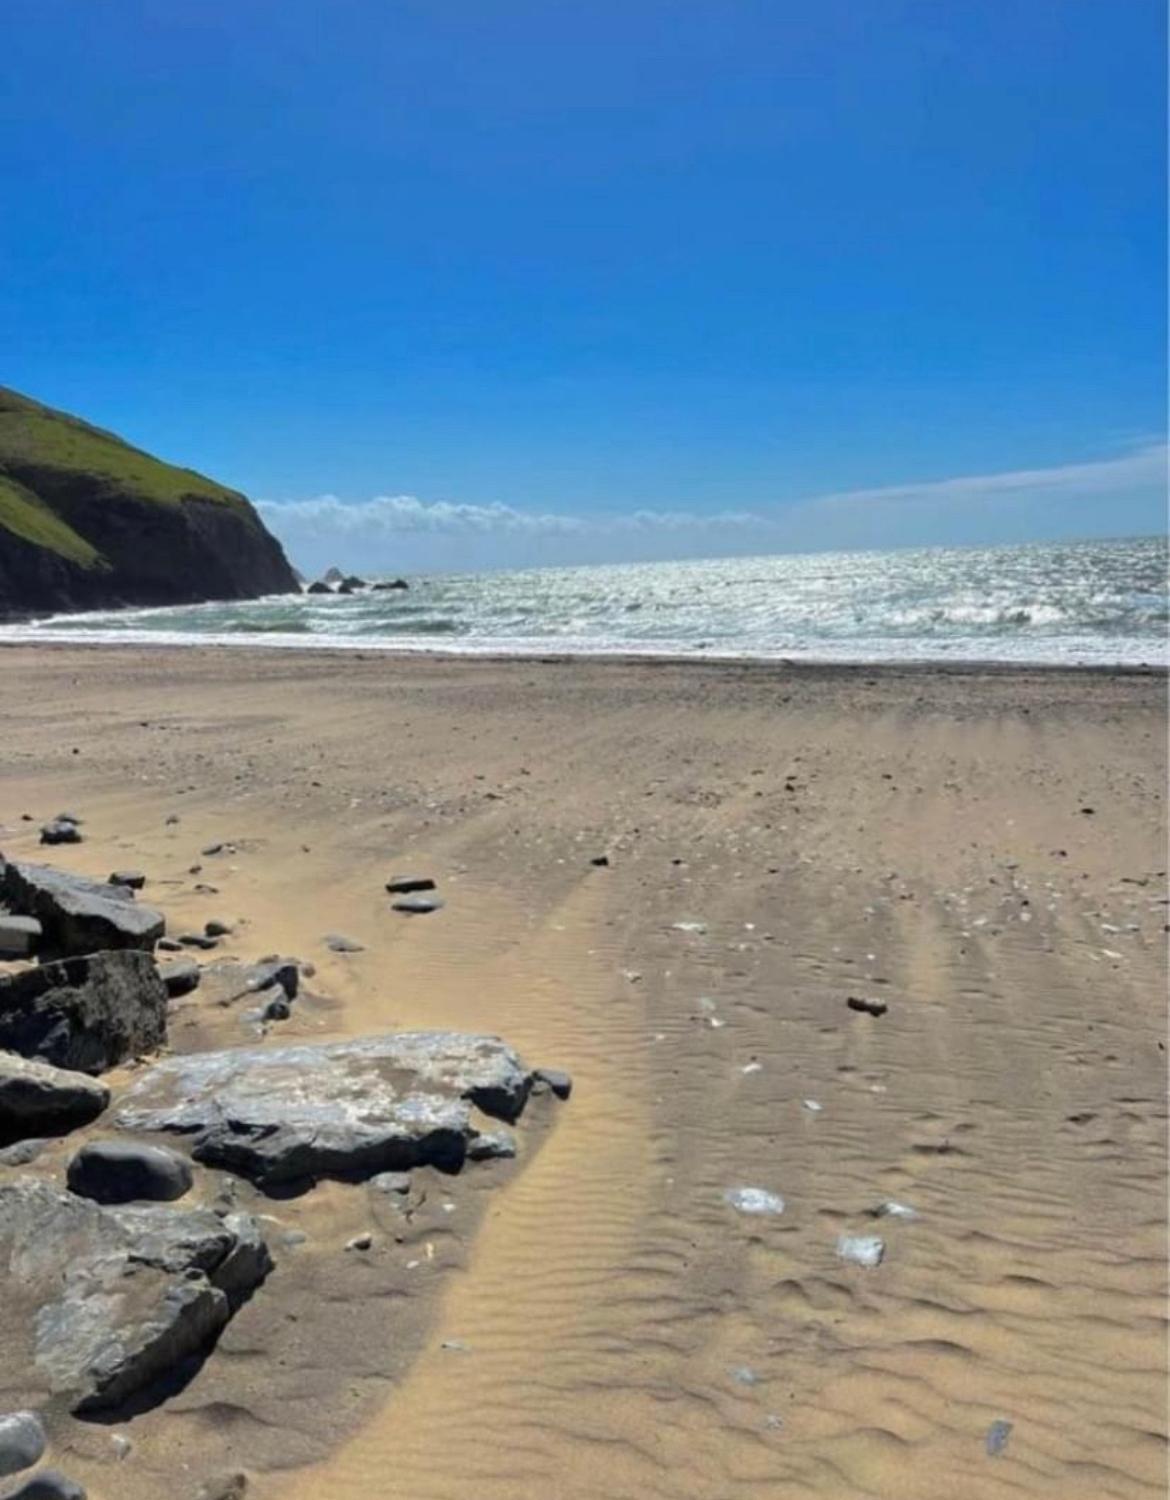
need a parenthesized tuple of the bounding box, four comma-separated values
(0, 1139, 47, 1166)
(4, 1468, 86, 1499)
(0, 1054, 109, 1145)
(179, 933, 220, 951)
(385, 875, 436, 894)
(0, 860, 164, 957)
(533, 1067, 572, 1100)
(115, 1032, 544, 1188)
(390, 895, 444, 915)
(323, 933, 365, 952)
(0, 916, 42, 959)
(0, 1179, 270, 1415)
(160, 959, 201, 998)
(0, 1410, 46, 1478)
(67, 1140, 193, 1204)
(0, 952, 167, 1075)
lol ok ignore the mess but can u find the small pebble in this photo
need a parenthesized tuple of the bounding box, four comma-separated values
(837, 1233, 885, 1268)
(724, 1187, 785, 1216)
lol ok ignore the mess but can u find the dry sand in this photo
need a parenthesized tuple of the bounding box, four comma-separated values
(0, 644, 1165, 1500)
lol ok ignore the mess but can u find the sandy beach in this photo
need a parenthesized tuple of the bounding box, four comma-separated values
(0, 644, 1165, 1500)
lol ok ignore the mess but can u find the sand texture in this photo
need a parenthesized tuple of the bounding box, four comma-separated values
(0, 645, 1164, 1499)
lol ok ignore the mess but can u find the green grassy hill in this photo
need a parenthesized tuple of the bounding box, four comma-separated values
(0, 386, 297, 616)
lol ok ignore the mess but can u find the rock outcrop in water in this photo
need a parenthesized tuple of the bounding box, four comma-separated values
(0, 387, 298, 618)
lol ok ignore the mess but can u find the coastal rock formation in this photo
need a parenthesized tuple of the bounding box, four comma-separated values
(0, 386, 297, 618)
(0, 1054, 110, 1145)
(0, 951, 168, 1074)
(66, 1140, 194, 1205)
(0, 1179, 271, 1414)
(0, 859, 165, 956)
(115, 1032, 542, 1187)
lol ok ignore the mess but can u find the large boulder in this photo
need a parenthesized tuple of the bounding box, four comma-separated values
(0, 951, 167, 1074)
(0, 1179, 271, 1415)
(115, 1032, 542, 1188)
(0, 1053, 109, 1145)
(0, 861, 164, 957)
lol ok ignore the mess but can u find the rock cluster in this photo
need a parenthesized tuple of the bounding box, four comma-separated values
(0, 840, 568, 1495)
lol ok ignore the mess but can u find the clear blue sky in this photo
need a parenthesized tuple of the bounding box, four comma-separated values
(3, 0, 1165, 571)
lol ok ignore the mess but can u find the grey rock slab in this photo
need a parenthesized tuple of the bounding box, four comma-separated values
(198, 958, 299, 1009)
(0, 917, 42, 959)
(178, 934, 220, 952)
(0, 1179, 271, 1415)
(0, 860, 164, 957)
(0, 1140, 47, 1167)
(115, 1032, 543, 1188)
(67, 1141, 193, 1204)
(4, 1469, 86, 1499)
(0, 1410, 46, 1478)
(0, 952, 167, 1075)
(385, 876, 436, 895)
(0, 1054, 110, 1144)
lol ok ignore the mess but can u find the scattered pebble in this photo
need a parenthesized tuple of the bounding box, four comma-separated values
(107, 870, 146, 891)
(846, 995, 888, 1017)
(801, 1098, 823, 1113)
(391, 894, 444, 914)
(872, 1200, 918, 1220)
(385, 875, 436, 894)
(671, 921, 707, 934)
(985, 1418, 1013, 1456)
(724, 1187, 785, 1216)
(836, 1233, 885, 1268)
(324, 934, 365, 953)
(345, 1232, 373, 1252)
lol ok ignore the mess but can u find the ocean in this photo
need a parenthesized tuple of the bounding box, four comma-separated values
(2, 535, 1165, 667)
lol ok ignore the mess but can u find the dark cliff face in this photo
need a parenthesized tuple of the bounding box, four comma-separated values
(0, 387, 299, 619)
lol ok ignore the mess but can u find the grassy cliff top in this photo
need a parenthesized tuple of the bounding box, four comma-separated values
(0, 387, 251, 566)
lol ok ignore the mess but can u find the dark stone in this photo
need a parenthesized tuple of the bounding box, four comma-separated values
(115, 1032, 545, 1188)
(0, 1179, 271, 1415)
(846, 996, 888, 1017)
(196, 1474, 249, 1500)
(390, 895, 444, 915)
(373, 578, 409, 590)
(0, 1054, 110, 1145)
(467, 1128, 517, 1161)
(258, 992, 290, 1022)
(4, 1468, 86, 1499)
(385, 875, 436, 894)
(590, 855, 610, 867)
(67, 1140, 193, 1204)
(179, 934, 220, 951)
(204, 920, 233, 938)
(533, 1067, 573, 1100)
(0, 1410, 46, 1477)
(39, 821, 82, 846)
(156, 937, 183, 953)
(195, 957, 299, 1009)
(0, 860, 165, 957)
(341, 575, 366, 590)
(108, 871, 146, 891)
(306, 581, 333, 595)
(0, 951, 168, 1074)
(160, 959, 201, 998)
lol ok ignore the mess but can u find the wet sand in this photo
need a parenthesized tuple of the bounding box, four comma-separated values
(0, 645, 1165, 1499)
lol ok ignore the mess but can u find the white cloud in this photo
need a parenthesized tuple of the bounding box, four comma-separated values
(258, 441, 1166, 573)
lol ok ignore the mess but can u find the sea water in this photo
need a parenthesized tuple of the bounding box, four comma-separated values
(2, 535, 1165, 667)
